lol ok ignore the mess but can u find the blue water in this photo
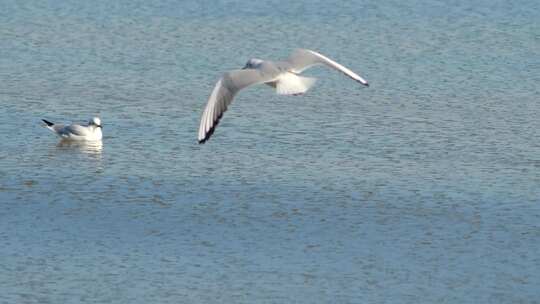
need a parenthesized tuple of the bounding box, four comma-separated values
(1, 0, 539, 303)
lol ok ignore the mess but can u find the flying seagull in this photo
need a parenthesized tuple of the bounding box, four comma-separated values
(42, 117, 103, 141)
(197, 48, 369, 143)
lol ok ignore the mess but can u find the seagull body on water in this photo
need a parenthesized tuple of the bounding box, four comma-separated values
(198, 48, 369, 143)
(42, 117, 103, 141)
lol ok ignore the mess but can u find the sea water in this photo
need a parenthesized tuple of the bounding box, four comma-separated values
(1, 0, 539, 303)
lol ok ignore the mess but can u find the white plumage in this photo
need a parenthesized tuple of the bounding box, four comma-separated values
(198, 49, 369, 143)
(42, 117, 103, 141)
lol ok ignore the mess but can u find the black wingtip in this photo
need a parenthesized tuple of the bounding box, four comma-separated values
(42, 119, 54, 127)
(198, 110, 225, 145)
(356, 79, 369, 87)
(359, 80, 369, 87)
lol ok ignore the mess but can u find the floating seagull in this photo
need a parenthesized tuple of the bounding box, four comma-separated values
(42, 117, 103, 141)
(198, 48, 369, 143)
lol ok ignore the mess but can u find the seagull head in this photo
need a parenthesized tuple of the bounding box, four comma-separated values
(89, 117, 102, 128)
(242, 58, 264, 69)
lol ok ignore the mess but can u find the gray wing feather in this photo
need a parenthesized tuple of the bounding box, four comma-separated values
(59, 124, 89, 137)
(50, 124, 65, 133)
(284, 49, 369, 86)
(198, 69, 276, 143)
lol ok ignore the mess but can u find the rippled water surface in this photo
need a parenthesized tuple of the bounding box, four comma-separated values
(1, 0, 539, 303)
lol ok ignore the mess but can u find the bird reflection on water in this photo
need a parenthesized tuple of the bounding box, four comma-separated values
(56, 139, 103, 159)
